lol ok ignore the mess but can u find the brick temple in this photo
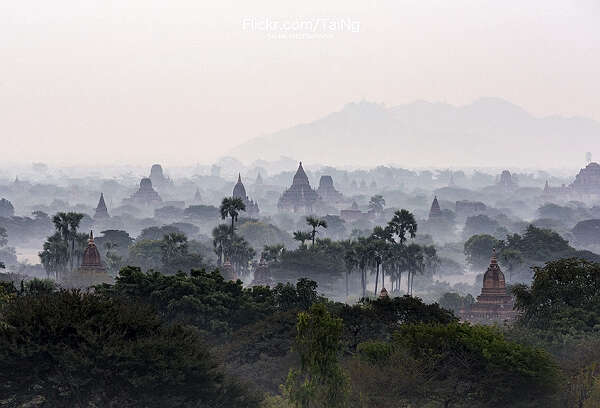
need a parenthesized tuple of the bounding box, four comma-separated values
(460, 249, 517, 323)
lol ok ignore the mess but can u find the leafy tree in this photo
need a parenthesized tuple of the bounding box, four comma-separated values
(351, 323, 558, 408)
(438, 292, 475, 314)
(513, 258, 600, 334)
(463, 214, 501, 238)
(0, 290, 260, 407)
(305, 216, 327, 246)
(284, 303, 349, 408)
(464, 234, 498, 270)
(126, 239, 163, 272)
(499, 248, 523, 282)
(160, 232, 189, 265)
(220, 196, 246, 237)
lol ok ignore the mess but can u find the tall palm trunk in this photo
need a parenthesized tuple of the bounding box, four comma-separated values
(361, 267, 366, 298)
(374, 265, 379, 296)
(345, 271, 349, 302)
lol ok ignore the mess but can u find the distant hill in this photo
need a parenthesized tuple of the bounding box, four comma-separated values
(228, 98, 600, 167)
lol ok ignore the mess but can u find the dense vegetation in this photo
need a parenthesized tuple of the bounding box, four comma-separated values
(3, 256, 600, 406)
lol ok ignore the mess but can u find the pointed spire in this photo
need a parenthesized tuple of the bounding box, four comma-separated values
(89, 230, 94, 243)
(95, 192, 109, 219)
(238, 173, 242, 183)
(490, 248, 498, 264)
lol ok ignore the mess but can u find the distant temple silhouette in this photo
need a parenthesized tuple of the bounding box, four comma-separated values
(125, 178, 162, 206)
(233, 174, 259, 215)
(316, 175, 344, 204)
(278, 162, 320, 212)
(544, 162, 600, 196)
(428, 196, 442, 220)
(94, 193, 109, 219)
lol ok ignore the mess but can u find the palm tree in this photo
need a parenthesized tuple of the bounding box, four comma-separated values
(212, 224, 231, 266)
(261, 244, 285, 263)
(39, 232, 68, 279)
(160, 232, 188, 266)
(293, 231, 312, 248)
(368, 229, 388, 296)
(342, 240, 358, 301)
(406, 243, 424, 296)
(387, 209, 417, 245)
(220, 197, 246, 237)
(51, 212, 84, 272)
(306, 216, 327, 246)
(355, 237, 370, 298)
(368, 195, 385, 215)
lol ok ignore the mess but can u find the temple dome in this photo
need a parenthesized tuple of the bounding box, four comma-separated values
(80, 231, 104, 270)
(233, 173, 247, 199)
(481, 249, 507, 295)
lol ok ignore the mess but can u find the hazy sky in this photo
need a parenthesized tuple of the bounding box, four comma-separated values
(1, 0, 599, 166)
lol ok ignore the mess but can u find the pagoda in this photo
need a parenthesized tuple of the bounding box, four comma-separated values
(232, 174, 259, 215)
(460, 249, 516, 323)
(69, 231, 112, 287)
(126, 178, 162, 206)
(316, 175, 344, 204)
(94, 193, 109, 219)
(428, 196, 442, 220)
(277, 162, 320, 212)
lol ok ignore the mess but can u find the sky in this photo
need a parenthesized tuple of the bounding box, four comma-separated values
(1, 0, 599, 166)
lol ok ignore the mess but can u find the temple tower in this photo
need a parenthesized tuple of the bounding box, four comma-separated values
(278, 162, 320, 212)
(428, 196, 442, 220)
(94, 193, 109, 219)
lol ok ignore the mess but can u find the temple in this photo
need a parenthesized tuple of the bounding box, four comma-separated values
(233, 174, 259, 215)
(428, 196, 442, 220)
(497, 170, 517, 191)
(126, 178, 162, 206)
(252, 259, 272, 286)
(316, 175, 344, 204)
(69, 231, 112, 287)
(278, 162, 320, 212)
(570, 162, 600, 194)
(340, 201, 364, 222)
(459, 249, 516, 323)
(149, 164, 173, 189)
(543, 162, 600, 196)
(94, 193, 109, 219)
(0, 198, 15, 218)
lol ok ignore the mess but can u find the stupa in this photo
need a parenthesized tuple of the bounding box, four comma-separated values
(126, 178, 162, 206)
(94, 193, 109, 219)
(149, 164, 172, 189)
(233, 174, 259, 215)
(428, 196, 442, 220)
(316, 176, 344, 204)
(459, 249, 516, 323)
(70, 231, 112, 287)
(278, 162, 320, 212)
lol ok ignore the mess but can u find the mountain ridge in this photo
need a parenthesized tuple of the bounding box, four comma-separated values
(228, 98, 600, 167)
